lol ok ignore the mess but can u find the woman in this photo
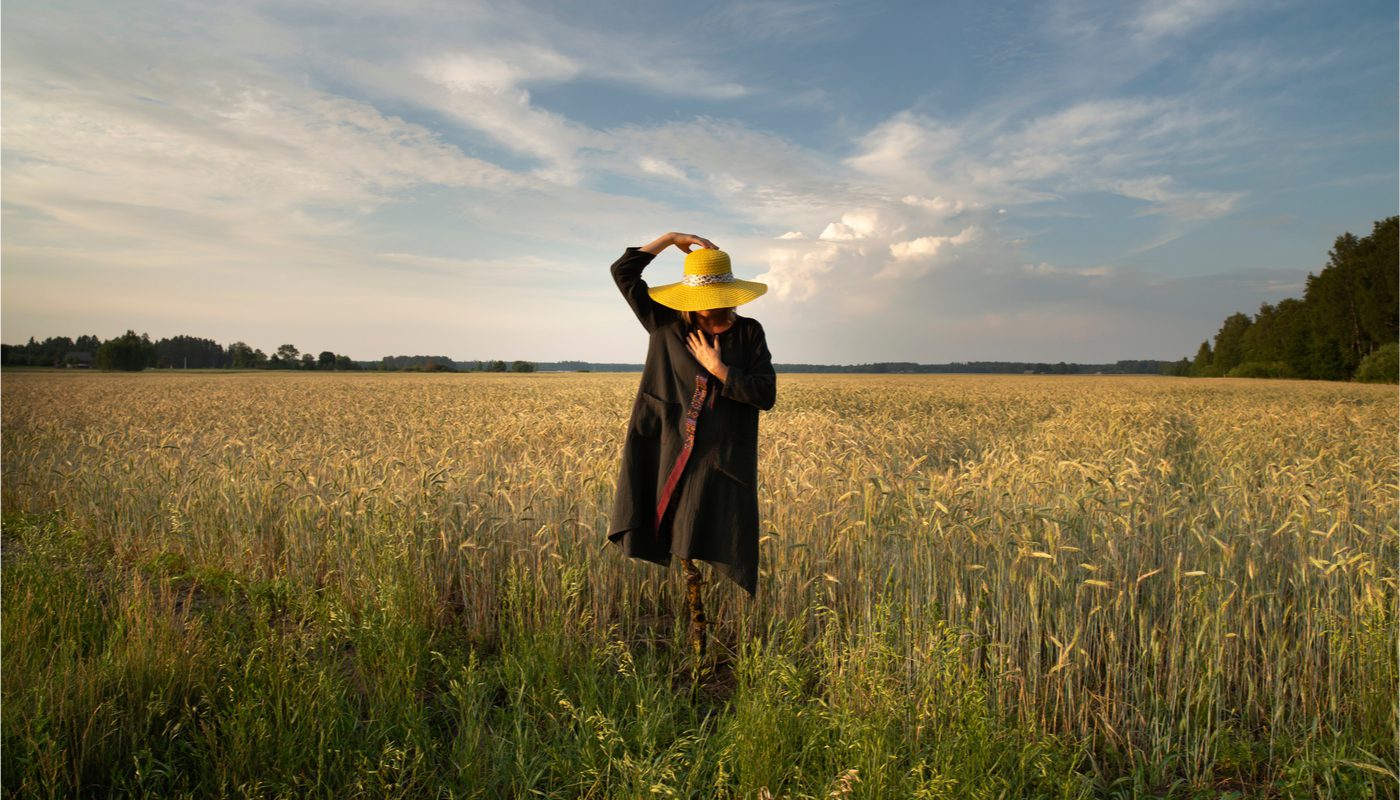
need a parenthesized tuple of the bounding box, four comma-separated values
(607, 231, 776, 655)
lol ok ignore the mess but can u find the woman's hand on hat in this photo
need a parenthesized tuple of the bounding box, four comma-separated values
(670, 232, 716, 253)
(640, 232, 716, 255)
(686, 329, 729, 383)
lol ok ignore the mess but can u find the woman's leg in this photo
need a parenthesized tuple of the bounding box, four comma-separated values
(682, 557, 707, 660)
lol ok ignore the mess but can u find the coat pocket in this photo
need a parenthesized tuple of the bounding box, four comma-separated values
(715, 464, 750, 487)
(713, 437, 757, 487)
(630, 390, 669, 438)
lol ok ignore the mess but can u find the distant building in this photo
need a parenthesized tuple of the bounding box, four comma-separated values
(63, 351, 93, 368)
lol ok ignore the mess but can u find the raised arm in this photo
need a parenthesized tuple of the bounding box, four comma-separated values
(611, 232, 717, 333)
(641, 231, 715, 256)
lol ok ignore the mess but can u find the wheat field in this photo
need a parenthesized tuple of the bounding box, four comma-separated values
(2, 371, 1395, 798)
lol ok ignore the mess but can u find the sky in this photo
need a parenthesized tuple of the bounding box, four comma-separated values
(2, 0, 1396, 364)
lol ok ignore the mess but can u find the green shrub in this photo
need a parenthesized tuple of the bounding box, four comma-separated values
(1226, 361, 1295, 379)
(1354, 343, 1398, 383)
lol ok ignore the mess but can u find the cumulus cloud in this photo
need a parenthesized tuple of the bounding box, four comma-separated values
(902, 194, 966, 217)
(757, 242, 844, 302)
(884, 228, 974, 276)
(759, 204, 987, 302)
(818, 222, 863, 241)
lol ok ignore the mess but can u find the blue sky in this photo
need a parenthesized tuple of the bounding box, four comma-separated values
(3, 0, 1395, 364)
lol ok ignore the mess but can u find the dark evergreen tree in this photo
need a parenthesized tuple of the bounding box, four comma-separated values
(1191, 341, 1215, 376)
(13, 335, 79, 367)
(96, 330, 156, 371)
(1211, 313, 1252, 374)
(1302, 217, 1398, 375)
(1272, 298, 1314, 378)
(1241, 302, 1281, 363)
(1355, 216, 1399, 347)
(155, 335, 227, 368)
(1308, 333, 1349, 382)
(1178, 216, 1397, 381)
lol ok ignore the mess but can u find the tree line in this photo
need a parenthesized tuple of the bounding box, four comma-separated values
(1161, 216, 1398, 383)
(0, 334, 536, 373)
(8, 215, 1393, 380)
(773, 360, 1172, 374)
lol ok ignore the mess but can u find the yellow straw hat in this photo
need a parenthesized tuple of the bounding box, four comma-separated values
(648, 248, 768, 311)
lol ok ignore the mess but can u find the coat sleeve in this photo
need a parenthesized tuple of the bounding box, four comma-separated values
(611, 247, 674, 333)
(720, 321, 776, 410)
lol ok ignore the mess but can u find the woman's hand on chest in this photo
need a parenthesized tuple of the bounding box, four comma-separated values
(685, 329, 730, 384)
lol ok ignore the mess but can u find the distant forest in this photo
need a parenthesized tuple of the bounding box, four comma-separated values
(0, 336, 537, 373)
(6, 217, 1394, 380)
(0, 332, 1170, 375)
(1162, 216, 1398, 383)
(545, 359, 1175, 374)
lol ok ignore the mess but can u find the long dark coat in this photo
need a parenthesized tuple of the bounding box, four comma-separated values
(606, 247, 776, 597)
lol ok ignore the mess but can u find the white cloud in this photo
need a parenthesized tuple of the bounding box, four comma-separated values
(880, 226, 979, 279)
(902, 194, 966, 217)
(839, 209, 881, 237)
(844, 97, 1243, 222)
(2, 68, 521, 253)
(414, 51, 593, 179)
(816, 209, 887, 241)
(845, 111, 961, 186)
(757, 204, 989, 302)
(1108, 177, 1244, 220)
(818, 223, 861, 241)
(638, 156, 687, 180)
(1023, 262, 1114, 277)
(889, 227, 978, 262)
(757, 243, 843, 302)
(420, 47, 579, 93)
(1131, 0, 1245, 42)
(888, 237, 951, 262)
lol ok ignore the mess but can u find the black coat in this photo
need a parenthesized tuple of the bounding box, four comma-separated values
(606, 247, 776, 597)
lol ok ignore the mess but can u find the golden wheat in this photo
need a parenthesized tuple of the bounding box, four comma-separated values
(2, 370, 1394, 778)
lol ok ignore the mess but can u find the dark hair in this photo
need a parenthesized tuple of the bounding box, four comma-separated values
(678, 309, 737, 328)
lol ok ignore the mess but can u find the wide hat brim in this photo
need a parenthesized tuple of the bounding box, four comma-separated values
(648, 279, 768, 311)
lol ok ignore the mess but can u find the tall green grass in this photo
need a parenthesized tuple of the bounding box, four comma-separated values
(2, 372, 1395, 797)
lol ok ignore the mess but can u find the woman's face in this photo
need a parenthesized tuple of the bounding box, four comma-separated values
(696, 307, 735, 320)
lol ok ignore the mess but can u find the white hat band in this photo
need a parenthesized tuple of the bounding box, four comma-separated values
(681, 272, 736, 287)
